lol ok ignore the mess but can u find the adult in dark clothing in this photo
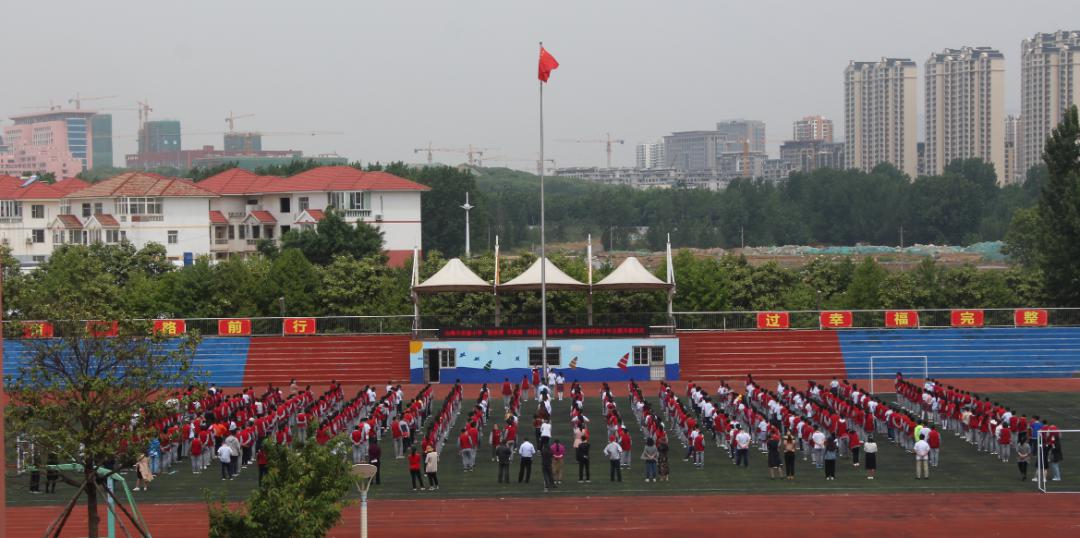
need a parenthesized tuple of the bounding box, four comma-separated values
(782, 433, 797, 480)
(767, 435, 782, 479)
(541, 445, 556, 491)
(368, 442, 382, 485)
(29, 450, 41, 494)
(45, 452, 60, 493)
(496, 441, 512, 483)
(576, 439, 591, 482)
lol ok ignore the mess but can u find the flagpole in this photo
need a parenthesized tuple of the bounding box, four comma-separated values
(539, 41, 548, 379)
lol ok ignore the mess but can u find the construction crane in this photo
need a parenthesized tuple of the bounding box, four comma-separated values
(413, 143, 496, 166)
(68, 93, 117, 110)
(225, 111, 255, 132)
(136, 99, 153, 128)
(557, 132, 626, 168)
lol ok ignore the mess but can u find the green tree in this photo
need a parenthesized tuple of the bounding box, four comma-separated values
(1002, 206, 1041, 266)
(208, 438, 353, 538)
(842, 257, 887, 308)
(1034, 105, 1080, 305)
(319, 255, 411, 316)
(265, 248, 320, 315)
(278, 209, 385, 265)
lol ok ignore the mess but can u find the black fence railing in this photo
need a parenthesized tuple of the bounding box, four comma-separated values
(2, 308, 1077, 339)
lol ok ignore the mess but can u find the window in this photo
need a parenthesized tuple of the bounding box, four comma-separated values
(94, 202, 103, 215)
(279, 197, 291, 213)
(31, 229, 45, 243)
(326, 191, 371, 211)
(0, 200, 23, 219)
(167, 230, 178, 244)
(120, 230, 127, 241)
(264, 225, 274, 239)
(81, 203, 91, 218)
(528, 347, 561, 367)
(59, 202, 71, 215)
(246, 199, 258, 206)
(280, 225, 291, 236)
(251, 225, 260, 239)
(115, 197, 162, 215)
(633, 346, 665, 366)
(434, 349, 456, 369)
(32, 255, 46, 263)
(53, 230, 62, 244)
(299, 197, 309, 211)
(106, 230, 120, 243)
(228, 225, 235, 240)
(31, 205, 44, 219)
(239, 225, 247, 239)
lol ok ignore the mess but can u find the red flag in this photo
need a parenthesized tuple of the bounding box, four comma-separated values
(538, 46, 559, 82)
(617, 353, 629, 370)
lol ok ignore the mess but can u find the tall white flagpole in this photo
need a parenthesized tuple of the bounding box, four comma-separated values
(539, 41, 548, 378)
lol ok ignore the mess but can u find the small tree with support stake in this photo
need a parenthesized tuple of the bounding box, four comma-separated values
(4, 315, 201, 538)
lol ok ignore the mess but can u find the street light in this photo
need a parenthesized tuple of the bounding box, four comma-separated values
(351, 463, 378, 538)
(278, 296, 286, 316)
(461, 192, 474, 258)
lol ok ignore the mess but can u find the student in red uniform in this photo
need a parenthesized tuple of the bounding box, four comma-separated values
(502, 378, 513, 411)
(190, 435, 203, 474)
(257, 445, 269, 486)
(408, 447, 425, 491)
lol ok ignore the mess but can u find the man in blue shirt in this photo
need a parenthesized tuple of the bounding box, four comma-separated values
(1030, 416, 1043, 448)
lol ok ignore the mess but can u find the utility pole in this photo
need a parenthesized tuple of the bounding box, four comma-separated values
(741, 226, 745, 249)
(461, 192, 474, 258)
(900, 225, 904, 248)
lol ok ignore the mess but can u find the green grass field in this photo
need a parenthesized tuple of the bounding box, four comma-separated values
(7, 390, 1080, 506)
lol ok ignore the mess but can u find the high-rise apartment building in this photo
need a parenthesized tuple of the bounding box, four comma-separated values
(793, 115, 833, 142)
(1004, 115, 1019, 184)
(1019, 31, 1080, 179)
(844, 58, 918, 178)
(924, 47, 1005, 182)
(635, 141, 665, 169)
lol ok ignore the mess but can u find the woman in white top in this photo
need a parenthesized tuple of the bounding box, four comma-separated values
(863, 436, 879, 480)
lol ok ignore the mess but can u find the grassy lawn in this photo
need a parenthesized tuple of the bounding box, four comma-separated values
(6, 390, 1080, 506)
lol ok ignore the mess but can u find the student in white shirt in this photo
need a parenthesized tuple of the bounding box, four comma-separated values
(914, 435, 931, 479)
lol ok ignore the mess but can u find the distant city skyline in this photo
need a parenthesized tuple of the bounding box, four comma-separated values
(2, 1, 1079, 170)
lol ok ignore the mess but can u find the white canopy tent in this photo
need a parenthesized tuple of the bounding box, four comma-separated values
(593, 256, 672, 290)
(498, 257, 589, 291)
(412, 258, 492, 293)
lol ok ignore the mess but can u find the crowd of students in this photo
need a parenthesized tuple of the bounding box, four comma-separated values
(895, 374, 1066, 482)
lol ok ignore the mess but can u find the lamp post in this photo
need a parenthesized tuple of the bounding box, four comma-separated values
(351, 463, 378, 538)
(461, 192, 474, 258)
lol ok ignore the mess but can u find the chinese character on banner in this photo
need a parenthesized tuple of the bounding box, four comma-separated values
(1014, 309, 1048, 327)
(283, 317, 317, 335)
(884, 310, 919, 328)
(819, 311, 853, 329)
(756, 312, 790, 329)
(22, 322, 54, 339)
(153, 319, 186, 336)
(218, 318, 252, 336)
(950, 309, 984, 327)
(87, 320, 120, 337)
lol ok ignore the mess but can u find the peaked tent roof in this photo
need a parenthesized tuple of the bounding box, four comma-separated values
(499, 258, 588, 291)
(593, 256, 672, 290)
(413, 258, 492, 293)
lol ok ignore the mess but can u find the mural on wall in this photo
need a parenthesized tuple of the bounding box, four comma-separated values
(409, 337, 680, 384)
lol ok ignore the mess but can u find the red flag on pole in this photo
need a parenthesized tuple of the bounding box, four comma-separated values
(617, 353, 629, 370)
(538, 46, 559, 82)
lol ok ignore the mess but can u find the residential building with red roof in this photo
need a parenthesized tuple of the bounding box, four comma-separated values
(0, 166, 427, 267)
(199, 166, 428, 265)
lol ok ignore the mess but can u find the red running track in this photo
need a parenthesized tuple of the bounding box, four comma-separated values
(7, 492, 1080, 537)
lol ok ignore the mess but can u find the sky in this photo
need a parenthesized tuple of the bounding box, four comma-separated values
(3, 0, 1079, 170)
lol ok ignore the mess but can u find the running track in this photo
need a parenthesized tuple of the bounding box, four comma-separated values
(7, 492, 1080, 537)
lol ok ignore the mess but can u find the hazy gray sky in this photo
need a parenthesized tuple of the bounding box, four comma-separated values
(4, 0, 1079, 170)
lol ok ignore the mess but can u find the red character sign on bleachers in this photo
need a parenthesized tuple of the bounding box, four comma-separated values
(884, 310, 919, 328)
(283, 317, 317, 335)
(218, 318, 252, 336)
(1014, 309, 1048, 327)
(819, 311, 853, 329)
(950, 309, 984, 328)
(756, 311, 790, 329)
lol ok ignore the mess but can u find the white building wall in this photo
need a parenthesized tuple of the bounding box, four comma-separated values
(0, 199, 63, 263)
